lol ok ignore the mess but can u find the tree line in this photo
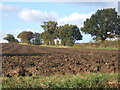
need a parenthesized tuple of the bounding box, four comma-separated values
(3, 8, 120, 46)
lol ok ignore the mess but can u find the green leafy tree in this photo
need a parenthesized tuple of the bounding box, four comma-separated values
(3, 34, 19, 43)
(41, 21, 58, 45)
(41, 31, 51, 45)
(17, 31, 34, 44)
(56, 40, 59, 45)
(115, 16, 120, 38)
(31, 32, 42, 45)
(81, 8, 119, 42)
(56, 24, 82, 46)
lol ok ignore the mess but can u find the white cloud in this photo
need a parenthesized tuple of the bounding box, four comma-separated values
(96, 2, 118, 11)
(57, 12, 94, 43)
(0, 3, 19, 12)
(19, 8, 59, 22)
(75, 2, 117, 9)
(0, 30, 7, 43)
(0, 39, 7, 43)
(58, 12, 93, 28)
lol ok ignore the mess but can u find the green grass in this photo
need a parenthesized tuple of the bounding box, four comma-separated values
(19, 43, 119, 50)
(69, 47, 119, 50)
(2, 73, 119, 88)
(40, 45, 118, 50)
(0, 78, 2, 90)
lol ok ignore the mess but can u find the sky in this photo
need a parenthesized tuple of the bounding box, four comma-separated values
(0, 1, 118, 43)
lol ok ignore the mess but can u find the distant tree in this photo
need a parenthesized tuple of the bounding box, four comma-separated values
(31, 32, 42, 45)
(41, 31, 51, 45)
(17, 31, 34, 44)
(3, 34, 19, 43)
(56, 24, 82, 46)
(56, 40, 59, 45)
(115, 16, 120, 38)
(41, 21, 58, 45)
(81, 8, 119, 42)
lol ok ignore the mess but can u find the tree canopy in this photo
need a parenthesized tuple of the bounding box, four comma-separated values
(3, 34, 19, 43)
(17, 31, 34, 44)
(56, 24, 82, 46)
(81, 8, 119, 42)
(41, 21, 58, 45)
(3, 8, 119, 46)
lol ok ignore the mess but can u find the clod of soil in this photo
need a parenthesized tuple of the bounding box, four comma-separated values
(1, 43, 119, 77)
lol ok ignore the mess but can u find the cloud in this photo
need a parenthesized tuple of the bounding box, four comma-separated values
(58, 12, 93, 28)
(67, 2, 118, 11)
(0, 3, 19, 12)
(0, 30, 7, 43)
(57, 2, 117, 28)
(19, 8, 59, 22)
(57, 12, 94, 43)
(0, 3, 20, 19)
(95, 2, 118, 10)
(76, 2, 117, 8)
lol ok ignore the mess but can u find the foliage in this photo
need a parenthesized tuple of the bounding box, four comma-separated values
(81, 8, 119, 42)
(74, 40, 120, 49)
(41, 31, 51, 45)
(56, 24, 82, 46)
(2, 73, 118, 88)
(17, 31, 34, 44)
(31, 33, 42, 45)
(56, 40, 60, 45)
(41, 21, 58, 45)
(3, 34, 19, 43)
(116, 16, 120, 37)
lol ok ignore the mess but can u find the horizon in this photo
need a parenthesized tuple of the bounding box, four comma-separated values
(0, 1, 118, 43)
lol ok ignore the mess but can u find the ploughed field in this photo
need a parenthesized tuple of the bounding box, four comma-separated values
(1, 43, 119, 77)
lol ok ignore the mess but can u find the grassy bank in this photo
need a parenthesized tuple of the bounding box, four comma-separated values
(2, 73, 118, 88)
(74, 40, 120, 50)
(19, 40, 120, 50)
(40, 45, 118, 50)
(40, 40, 120, 50)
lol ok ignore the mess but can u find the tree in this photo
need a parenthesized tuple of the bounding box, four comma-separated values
(17, 31, 34, 44)
(41, 31, 51, 45)
(56, 24, 82, 46)
(41, 21, 58, 45)
(31, 32, 42, 45)
(115, 16, 120, 38)
(81, 8, 119, 42)
(3, 34, 19, 43)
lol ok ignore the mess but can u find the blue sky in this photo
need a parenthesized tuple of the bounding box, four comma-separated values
(0, 2, 118, 43)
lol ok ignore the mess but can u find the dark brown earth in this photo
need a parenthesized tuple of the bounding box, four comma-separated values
(1, 43, 119, 77)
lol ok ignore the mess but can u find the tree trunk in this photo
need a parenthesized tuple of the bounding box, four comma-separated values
(52, 39, 55, 45)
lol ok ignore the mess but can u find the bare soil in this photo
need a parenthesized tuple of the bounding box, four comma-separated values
(1, 43, 119, 77)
